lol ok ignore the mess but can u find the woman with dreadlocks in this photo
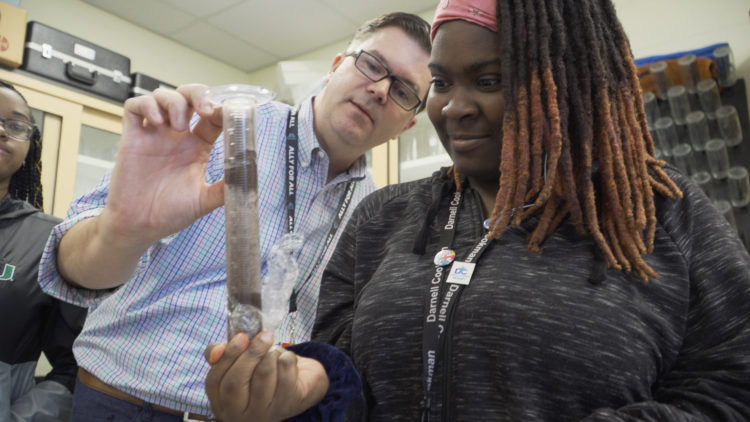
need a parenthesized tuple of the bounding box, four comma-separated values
(204, 0, 750, 420)
(0, 80, 85, 421)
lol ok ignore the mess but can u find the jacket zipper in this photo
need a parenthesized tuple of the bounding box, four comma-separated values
(435, 189, 484, 421)
(440, 190, 483, 420)
(440, 292, 459, 421)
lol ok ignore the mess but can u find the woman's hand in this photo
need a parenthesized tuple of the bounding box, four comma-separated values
(205, 331, 330, 422)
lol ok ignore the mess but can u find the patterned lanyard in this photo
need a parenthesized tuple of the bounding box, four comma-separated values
(421, 190, 493, 420)
(284, 107, 356, 315)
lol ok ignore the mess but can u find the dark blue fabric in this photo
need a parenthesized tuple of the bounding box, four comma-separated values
(634, 42, 728, 67)
(71, 379, 187, 421)
(285, 342, 363, 422)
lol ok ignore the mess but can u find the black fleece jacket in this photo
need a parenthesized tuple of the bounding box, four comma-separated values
(313, 166, 750, 421)
(0, 195, 85, 391)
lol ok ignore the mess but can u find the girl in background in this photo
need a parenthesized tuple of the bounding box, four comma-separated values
(0, 80, 85, 421)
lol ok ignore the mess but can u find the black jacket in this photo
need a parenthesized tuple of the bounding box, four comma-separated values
(0, 195, 86, 420)
(314, 167, 750, 421)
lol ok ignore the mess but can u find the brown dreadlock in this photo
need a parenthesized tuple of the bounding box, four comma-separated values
(2, 80, 44, 210)
(453, 0, 682, 281)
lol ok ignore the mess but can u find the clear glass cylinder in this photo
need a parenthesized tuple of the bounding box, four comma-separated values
(667, 85, 690, 125)
(653, 145, 663, 160)
(714, 199, 737, 230)
(716, 105, 743, 147)
(696, 79, 722, 119)
(653, 117, 679, 157)
(643, 91, 660, 129)
(705, 138, 730, 179)
(727, 166, 750, 208)
(677, 54, 700, 93)
(691, 171, 715, 200)
(649, 61, 670, 100)
(671, 143, 697, 176)
(685, 110, 709, 152)
(713, 45, 737, 88)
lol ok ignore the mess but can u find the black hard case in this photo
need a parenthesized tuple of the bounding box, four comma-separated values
(21, 21, 131, 102)
(130, 72, 176, 97)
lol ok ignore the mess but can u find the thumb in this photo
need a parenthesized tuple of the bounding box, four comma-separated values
(200, 179, 225, 217)
(204, 342, 227, 365)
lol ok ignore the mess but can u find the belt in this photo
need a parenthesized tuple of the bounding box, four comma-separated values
(77, 368, 215, 421)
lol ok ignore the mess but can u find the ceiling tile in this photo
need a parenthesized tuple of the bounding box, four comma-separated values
(318, 0, 437, 23)
(169, 21, 279, 71)
(160, 0, 244, 18)
(82, 0, 196, 35)
(82, 0, 440, 74)
(208, 0, 358, 59)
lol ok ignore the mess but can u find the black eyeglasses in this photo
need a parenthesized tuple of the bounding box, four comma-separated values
(346, 50, 422, 112)
(0, 117, 35, 142)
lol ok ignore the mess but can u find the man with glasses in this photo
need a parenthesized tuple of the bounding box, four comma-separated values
(38, 12, 431, 420)
(346, 50, 423, 111)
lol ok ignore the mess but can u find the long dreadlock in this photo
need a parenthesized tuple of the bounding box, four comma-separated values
(454, 0, 682, 281)
(2, 80, 43, 210)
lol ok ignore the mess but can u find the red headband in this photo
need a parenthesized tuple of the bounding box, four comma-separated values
(430, 0, 498, 42)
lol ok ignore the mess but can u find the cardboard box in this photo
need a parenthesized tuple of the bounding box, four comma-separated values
(0, 2, 27, 68)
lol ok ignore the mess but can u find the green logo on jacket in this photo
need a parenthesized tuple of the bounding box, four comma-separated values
(0, 263, 15, 281)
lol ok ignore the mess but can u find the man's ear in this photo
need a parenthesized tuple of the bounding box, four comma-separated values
(327, 53, 346, 79)
(396, 116, 418, 137)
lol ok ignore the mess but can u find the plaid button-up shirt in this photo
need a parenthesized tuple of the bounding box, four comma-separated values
(38, 97, 376, 416)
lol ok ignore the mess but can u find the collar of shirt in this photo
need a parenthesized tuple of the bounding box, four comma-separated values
(297, 97, 369, 183)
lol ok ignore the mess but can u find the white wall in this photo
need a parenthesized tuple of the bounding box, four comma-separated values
(613, 0, 750, 96)
(247, 8, 436, 91)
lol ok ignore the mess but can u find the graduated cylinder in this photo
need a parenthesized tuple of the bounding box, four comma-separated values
(207, 84, 274, 340)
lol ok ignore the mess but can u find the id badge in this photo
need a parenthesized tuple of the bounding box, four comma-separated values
(446, 261, 475, 285)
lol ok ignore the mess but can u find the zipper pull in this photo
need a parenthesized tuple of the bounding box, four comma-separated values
(420, 398, 431, 422)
